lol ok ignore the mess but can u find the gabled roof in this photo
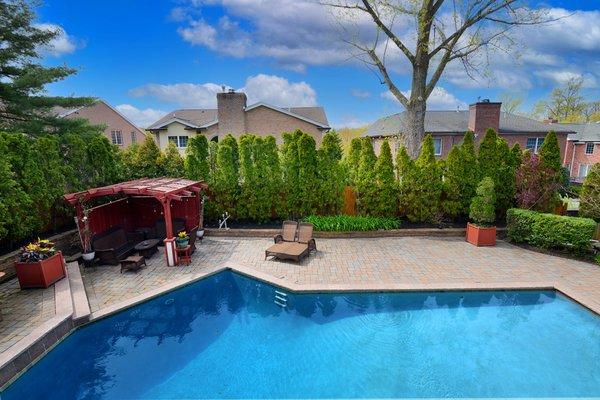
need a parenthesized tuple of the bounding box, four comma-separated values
(363, 110, 575, 138)
(147, 104, 330, 130)
(548, 122, 600, 142)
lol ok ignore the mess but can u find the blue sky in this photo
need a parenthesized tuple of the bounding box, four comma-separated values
(37, 0, 600, 128)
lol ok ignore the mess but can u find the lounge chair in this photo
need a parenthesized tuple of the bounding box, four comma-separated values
(265, 222, 317, 262)
(274, 220, 298, 243)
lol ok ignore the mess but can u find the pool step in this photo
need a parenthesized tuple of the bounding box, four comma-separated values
(274, 290, 288, 308)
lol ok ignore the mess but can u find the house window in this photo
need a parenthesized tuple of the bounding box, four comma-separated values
(111, 130, 123, 145)
(178, 136, 189, 148)
(579, 164, 591, 179)
(433, 138, 442, 156)
(168, 136, 178, 146)
(585, 142, 594, 154)
(526, 137, 544, 153)
(131, 131, 137, 144)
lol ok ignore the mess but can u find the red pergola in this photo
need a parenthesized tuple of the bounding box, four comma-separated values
(64, 177, 208, 244)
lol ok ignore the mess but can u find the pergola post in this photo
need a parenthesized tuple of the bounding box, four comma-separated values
(162, 197, 177, 267)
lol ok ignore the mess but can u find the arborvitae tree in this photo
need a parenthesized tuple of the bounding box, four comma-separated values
(159, 142, 184, 177)
(135, 135, 162, 178)
(580, 163, 600, 221)
(538, 131, 562, 172)
(296, 133, 319, 216)
(374, 140, 397, 216)
(346, 137, 362, 186)
(510, 142, 523, 169)
(262, 135, 283, 219)
(441, 145, 462, 219)
(238, 134, 259, 219)
(411, 134, 443, 222)
(208, 141, 218, 179)
(61, 133, 91, 190)
(495, 138, 517, 217)
(33, 136, 66, 229)
(185, 135, 210, 181)
(251, 136, 275, 221)
(396, 146, 415, 217)
(478, 128, 499, 183)
(87, 135, 120, 186)
(119, 143, 140, 181)
(213, 138, 239, 217)
(281, 130, 303, 217)
(458, 131, 479, 213)
(356, 138, 378, 215)
(220, 134, 239, 171)
(318, 130, 345, 215)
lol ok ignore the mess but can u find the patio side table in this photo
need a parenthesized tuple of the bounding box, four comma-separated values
(176, 245, 191, 266)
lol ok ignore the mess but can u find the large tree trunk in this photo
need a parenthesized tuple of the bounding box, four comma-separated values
(404, 101, 426, 158)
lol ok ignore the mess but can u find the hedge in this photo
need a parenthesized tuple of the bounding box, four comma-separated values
(506, 208, 596, 253)
(303, 215, 400, 231)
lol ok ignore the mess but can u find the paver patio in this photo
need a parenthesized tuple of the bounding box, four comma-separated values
(0, 280, 55, 353)
(82, 236, 600, 316)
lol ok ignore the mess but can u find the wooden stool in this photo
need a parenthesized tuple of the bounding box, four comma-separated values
(176, 245, 191, 266)
(120, 255, 146, 273)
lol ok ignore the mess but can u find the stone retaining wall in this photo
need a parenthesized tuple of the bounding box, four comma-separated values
(0, 229, 79, 282)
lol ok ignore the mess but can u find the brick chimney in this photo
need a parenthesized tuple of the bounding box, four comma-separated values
(217, 89, 247, 137)
(468, 99, 501, 134)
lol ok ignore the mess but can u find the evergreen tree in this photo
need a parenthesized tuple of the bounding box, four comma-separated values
(296, 133, 319, 216)
(356, 138, 378, 215)
(495, 138, 517, 216)
(61, 133, 91, 190)
(159, 142, 184, 177)
(478, 128, 499, 183)
(469, 177, 496, 226)
(262, 135, 283, 219)
(510, 142, 523, 169)
(87, 135, 120, 186)
(318, 131, 345, 215)
(238, 134, 259, 219)
(538, 131, 562, 172)
(458, 131, 480, 213)
(579, 163, 600, 221)
(32, 135, 66, 228)
(411, 134, 442, 222)
(213, 137, 239, 216)
(185, 135, 210, 181)
(0, 0, 95, 133)
(251, 136, 275, 221)
(346, 137, 362, 186)
(374, 140, 397, 216)
(396, 146, 415, 217)
(441, 145, 462, 218)
(119, 142, 140, 181)
(135, 135, 162, 178)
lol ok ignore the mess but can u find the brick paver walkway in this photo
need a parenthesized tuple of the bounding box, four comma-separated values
(0, 279, 55, 353)
(82, 236, 600, 315)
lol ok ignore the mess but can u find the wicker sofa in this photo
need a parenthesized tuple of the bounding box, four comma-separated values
(92, 227, 141, 265)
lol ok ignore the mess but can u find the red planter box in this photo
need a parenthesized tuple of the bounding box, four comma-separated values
(14, 251, 66, 289)
(466, 223, 496, 247)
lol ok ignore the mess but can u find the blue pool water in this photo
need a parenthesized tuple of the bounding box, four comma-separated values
(2, 271, 599, 399)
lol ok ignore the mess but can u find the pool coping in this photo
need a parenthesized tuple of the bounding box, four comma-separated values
(1, 258, 598, 391)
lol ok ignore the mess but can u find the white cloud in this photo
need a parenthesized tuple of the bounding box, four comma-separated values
(34, 23, 80, 57)
(534, 70, 597, 88)
(333, 116, 369, 129)
(115, 104, 168, 128)
(129, 74, 317, 108)
(351, 89, 371, 99)
(381, 87, 467, 110)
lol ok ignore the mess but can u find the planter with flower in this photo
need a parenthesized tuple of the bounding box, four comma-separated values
(15, 239, 66, 289)
(466, 177, 497, 247)
(176, 231, 190, 248)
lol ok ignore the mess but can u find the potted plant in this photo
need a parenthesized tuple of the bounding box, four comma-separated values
(176, 231, 190, 248)
(79, 207, 95, 261)
(466, 177, 497, 246)
(15, 239, 66, 289)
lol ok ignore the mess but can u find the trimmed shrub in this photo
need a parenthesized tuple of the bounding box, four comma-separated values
(469, 177, 495, 226)
(303, 215, 400, 231)
(579, 163, 600, 221)
(506, 208, 596, 253)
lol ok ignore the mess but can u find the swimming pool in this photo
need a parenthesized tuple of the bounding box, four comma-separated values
(2, 271, 599, 399)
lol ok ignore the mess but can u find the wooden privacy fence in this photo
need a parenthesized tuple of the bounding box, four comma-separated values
(343, 186, 357, 216)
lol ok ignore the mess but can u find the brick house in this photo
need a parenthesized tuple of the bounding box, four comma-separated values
(548, 122, 600, 182)
(147, 90, 330, 152)
(57, 100, 146, 148)
(364, 100, 574, 161)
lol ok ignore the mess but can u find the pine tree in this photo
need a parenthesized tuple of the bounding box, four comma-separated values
(318, 130, 345, 215)
(374, 140, 397, 216)
(185, 135, 210, 181)
(346, 137, 362, 186)
(159, 142, 184, 177)
(0, 1, 95, 133)
(356, 138, 378, 215)
(579, 163, 600, 221)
